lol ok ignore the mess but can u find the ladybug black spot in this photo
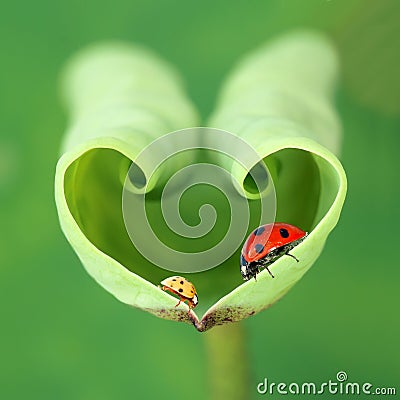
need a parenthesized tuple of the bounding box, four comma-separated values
(280, 228, 289, 238)
(191, 290, 194, 293)
(255, 244, 264, 254)
(253, 226, 265, 236)
(178, 288, 183, 293)
(172, 278, 176, 281)
(180, 280, 184, 285)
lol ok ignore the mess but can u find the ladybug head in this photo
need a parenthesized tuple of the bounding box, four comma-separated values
(240, 255, 260, 281)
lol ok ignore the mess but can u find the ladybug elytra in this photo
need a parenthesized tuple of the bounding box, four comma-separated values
(240, 223, 307, 281)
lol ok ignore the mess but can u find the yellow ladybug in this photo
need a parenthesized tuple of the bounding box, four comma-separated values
(161, 276, 198, 311)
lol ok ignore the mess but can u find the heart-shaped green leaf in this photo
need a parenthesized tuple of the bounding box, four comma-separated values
(55, 32, 347, 332)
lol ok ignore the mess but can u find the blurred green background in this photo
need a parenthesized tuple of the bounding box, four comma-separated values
(1, 0, 399, 398)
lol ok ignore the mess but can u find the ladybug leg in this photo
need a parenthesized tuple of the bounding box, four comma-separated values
(258, 260, 275, 278)
(163, 287, 189, 310)
(163, 286, 174, 295)
(175, 296, 190, 310)
(286, 252, 299, 262)
(187, 300, 194, 313)
(248, 263, 261, 281)
(265, 266, 275, 278)
(174, 299, 182, 307)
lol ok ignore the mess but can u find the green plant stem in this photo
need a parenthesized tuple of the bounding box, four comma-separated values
(203, 323, 250, 400)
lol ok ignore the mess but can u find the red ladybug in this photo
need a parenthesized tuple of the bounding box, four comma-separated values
(240, 223, 307, 281)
